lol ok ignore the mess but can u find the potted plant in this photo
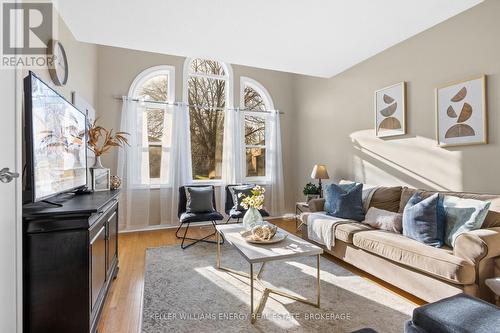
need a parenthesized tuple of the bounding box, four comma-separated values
(303, 182, 320, 202)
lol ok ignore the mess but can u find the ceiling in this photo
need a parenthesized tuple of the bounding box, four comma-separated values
(54, 0, 483, 78)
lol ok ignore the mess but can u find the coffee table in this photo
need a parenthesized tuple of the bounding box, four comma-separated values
(215, 224, 323, 323)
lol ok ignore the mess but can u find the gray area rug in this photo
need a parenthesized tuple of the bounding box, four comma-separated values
(142, 243, 414, 333)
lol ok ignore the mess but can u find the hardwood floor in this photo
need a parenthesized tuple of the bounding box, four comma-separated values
(97, 218, 424, 333)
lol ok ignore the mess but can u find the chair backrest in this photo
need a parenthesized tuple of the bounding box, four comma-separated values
(178, 185, 217, 218)
(224, 184, 254, 214)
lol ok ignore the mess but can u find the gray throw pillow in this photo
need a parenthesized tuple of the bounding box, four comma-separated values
(229, 185, 254, 211)
(185, 187, 214, 213)
(364, 207, 403, 233)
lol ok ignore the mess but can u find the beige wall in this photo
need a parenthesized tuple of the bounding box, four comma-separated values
(96, 45, 297, 221)
(26, 10, 98, 107)
(292, 0, 500, 201)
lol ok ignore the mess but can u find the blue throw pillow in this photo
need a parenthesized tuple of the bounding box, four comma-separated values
(438, 195, 491, 247)
(403, 193, 443, 247)
(324, 183, 364, 221)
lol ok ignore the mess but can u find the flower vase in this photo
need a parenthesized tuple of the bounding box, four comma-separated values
(243, 207, 262, 230)
(92, 155, 104, 169)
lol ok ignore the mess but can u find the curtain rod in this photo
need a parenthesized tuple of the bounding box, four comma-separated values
(113, 96, 284, 114)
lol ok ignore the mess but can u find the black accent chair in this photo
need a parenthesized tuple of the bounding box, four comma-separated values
(176, 185, 224, 249)
(224, 184, 270, 224)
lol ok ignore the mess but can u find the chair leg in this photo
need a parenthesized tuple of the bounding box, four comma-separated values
(224, 216, 232, 224)
(176, 221, 224, 249)
(211, 220, 224, 245)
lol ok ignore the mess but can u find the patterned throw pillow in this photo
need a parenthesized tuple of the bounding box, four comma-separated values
(185, 186, 215, 213)
(324, 183, 365, 221)
(438, 195, 491, 247)
(402, 193, 443, 247)
(229, 185, 254, 211)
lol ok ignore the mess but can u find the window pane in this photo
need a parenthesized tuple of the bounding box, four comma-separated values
(137, 75, 168, 101)
(146, 108, 165, 143)
(148, 145, 162, 179)
(246, 148, 266, 177)
(190, 59, 226, 76)
(244, 86, 266, 111)
(244, 115, 265, 146)
(188, 76, 225, 180)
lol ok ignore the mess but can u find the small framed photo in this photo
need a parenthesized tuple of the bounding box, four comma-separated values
(92, 168, 110, 192)
(436, 75, 487, 147)
(375, 82, 406, 138)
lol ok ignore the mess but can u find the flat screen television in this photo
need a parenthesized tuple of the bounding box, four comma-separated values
(24, 71, 87, 203)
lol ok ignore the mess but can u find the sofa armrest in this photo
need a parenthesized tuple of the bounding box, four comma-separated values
(454, 227, 500, 264)
(308, 198, 325, 212)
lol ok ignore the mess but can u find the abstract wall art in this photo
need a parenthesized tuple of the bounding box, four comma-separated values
(436, 76, 487, 147)
(375, 82, 406, 138)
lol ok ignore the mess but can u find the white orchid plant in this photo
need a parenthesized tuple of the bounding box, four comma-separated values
(238, 185, 265, 210)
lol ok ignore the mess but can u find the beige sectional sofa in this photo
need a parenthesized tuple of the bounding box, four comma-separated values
(301, 186, 500, 303)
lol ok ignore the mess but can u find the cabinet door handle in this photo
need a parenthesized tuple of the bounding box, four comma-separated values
(107, 212, 117, 223)
(90, 226, 105, 244)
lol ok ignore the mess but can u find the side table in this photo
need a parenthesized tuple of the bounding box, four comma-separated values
(295, 202, 310, 231)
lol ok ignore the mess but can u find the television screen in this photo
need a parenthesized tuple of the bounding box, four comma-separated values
(25, 72, 87, 202)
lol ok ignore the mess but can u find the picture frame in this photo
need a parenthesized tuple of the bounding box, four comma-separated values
(374, 82, 406, 138)
(91, 168, 110, 192)
(436, 75, 487, 147)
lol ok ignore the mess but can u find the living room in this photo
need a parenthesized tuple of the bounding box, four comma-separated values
(1, 0, 500, 332)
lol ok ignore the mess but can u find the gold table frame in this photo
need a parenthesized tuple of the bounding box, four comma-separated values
(216, 231, 321, 324)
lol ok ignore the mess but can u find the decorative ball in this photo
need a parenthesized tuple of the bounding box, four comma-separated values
(110, 175, 122, 190)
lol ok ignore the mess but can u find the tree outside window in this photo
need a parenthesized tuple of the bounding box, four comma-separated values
(187, 59, 227, 180)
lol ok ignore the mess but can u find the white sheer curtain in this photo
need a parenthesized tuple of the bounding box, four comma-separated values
(117, 98, 151, 230)
(162, 104, 192, 225)
(221, 108, 242, 189)
(117, 99, 191, 230)
(268, 111, 285, 216)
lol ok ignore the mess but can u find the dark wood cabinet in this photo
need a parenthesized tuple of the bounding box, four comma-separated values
(23, 191, 120, 333)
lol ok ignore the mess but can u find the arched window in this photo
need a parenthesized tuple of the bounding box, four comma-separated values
(128, 65, 175, 184)
(240, 77, 274, 181)
(184, 58, 232, 180)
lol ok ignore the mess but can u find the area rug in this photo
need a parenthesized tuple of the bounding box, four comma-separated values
(141, 243, 415, 333)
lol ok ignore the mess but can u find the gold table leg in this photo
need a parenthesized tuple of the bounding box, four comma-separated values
(250, 263, 254, 323)
(215, 236, 321, 324)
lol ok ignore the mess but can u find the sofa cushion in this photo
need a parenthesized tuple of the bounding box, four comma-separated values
(335, 222, 373, 243)
(399, 187, 500, 228)
(353, 230, 476, 284)
(369, 186, 402, 213)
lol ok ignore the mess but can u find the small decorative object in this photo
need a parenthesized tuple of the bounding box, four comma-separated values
(110, 175, 122, 190)
(303, 182, 320, 202)
(310, 164, 330, 198)
(436, 75, 487, 147)
(242, 224, 287, 244)
(239, 185, 266, 230)
(92, 168, 110, 192)
(375, 82, 406, 137)
(87, 118, 130, 168)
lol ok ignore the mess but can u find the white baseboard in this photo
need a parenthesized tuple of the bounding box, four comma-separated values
(118, 213, 296, 234)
